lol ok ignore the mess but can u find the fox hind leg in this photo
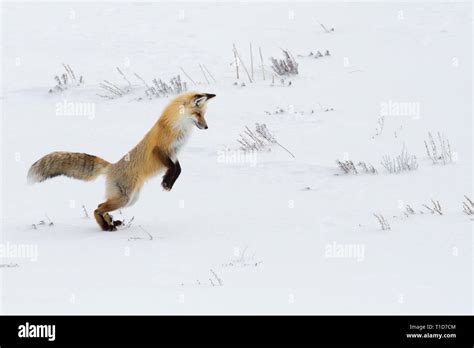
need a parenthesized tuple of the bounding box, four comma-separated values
(94, 196, 129, 231)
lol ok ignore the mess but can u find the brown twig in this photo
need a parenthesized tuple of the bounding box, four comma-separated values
(259, 47, 265, 80)
(199, 64, 210, 85)
(179, 67, 197, 86)
(233, 43, 253, 83)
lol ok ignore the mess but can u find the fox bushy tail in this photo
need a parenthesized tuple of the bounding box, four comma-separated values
(27, 151, 110, 184)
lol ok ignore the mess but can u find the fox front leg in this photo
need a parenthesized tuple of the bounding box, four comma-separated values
(162, 160, 181, 191)
(153, 147, 181, 191)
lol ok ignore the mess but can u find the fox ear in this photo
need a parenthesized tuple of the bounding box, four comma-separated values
(192, 93, 216, 107)
(192, 95, 207, 107)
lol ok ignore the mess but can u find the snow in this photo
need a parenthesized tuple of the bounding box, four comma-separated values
(0, 1, 472, 314)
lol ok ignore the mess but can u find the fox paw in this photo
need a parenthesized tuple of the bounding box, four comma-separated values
(101, 213, 122, 231)
(161, 180, 172, 191)
(105, 224, 118, 232)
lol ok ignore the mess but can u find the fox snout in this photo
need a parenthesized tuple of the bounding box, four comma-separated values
(192, 114, 208, 130)
(195, 119, 208, 130)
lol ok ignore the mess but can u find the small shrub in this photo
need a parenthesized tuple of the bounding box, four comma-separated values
(422, 199, 443, 215)
(403, 204, 416, 217)
(49, 64, 84, 93)
(424, 132, 453, 165)
(381, 146, 418, 174)
(357, 161, 378, 174)
(237, 123, 295, 158)
(374, 214, 391, 230)
(462, 196, 473, 215)
(138, 74, 187, 99)
(97, 67, 133, 99)
(298, 50, 331, 59)
(336, 160, 377, 175)
(336, 160, 358, 174)
(270, 49, 298, 76)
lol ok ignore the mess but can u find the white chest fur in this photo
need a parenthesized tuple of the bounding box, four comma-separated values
(170, 116, 194, 160)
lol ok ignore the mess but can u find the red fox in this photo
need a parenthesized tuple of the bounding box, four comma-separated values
(28, 92, 216, 231)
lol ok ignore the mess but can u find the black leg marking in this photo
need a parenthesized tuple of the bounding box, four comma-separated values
(162, 160, 181, 191)
(171, 160, 181, 186)
(153, 147, 181, 191)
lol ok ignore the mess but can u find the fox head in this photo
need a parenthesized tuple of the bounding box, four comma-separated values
(178, 92, 216, 130)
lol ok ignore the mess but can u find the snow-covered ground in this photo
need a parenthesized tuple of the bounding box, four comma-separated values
(1, 1, 472, 314)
